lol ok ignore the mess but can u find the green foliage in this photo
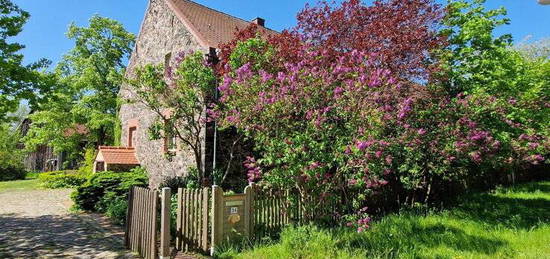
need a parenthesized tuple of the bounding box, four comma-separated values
(440, 0, 549, 167)
(440, 0, 513, 95)
(441, 0, 548, 119)
(221, 181, 550, 259)
(78, 148, 97, 175)
(24, 15, 135, 159)
(38, 170, 87, 189)
(219, 0, 549, 226)
(101, 191, 130, 225)
(127, 52, 217, 181)
(229, 38, 276, 72)
(25, 172, 39, 180)
(0, 124, 26, 181)
(0, 0, 52, 122)
(0, 168, 26, 182)
(71, 168, 147, 215)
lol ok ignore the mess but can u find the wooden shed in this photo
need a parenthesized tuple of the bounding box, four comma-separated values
(94, 146, 140, 173)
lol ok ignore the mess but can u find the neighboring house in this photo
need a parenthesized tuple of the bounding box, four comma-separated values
(18, 115, 89, 172)
(18, 118, 64, 172)
(110, 0, 275, 187)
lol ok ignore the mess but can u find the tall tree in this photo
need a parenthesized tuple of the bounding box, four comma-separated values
(127, 52, 218, 185)
(24, 16, 135, 160)
(0, 0, 51, 122)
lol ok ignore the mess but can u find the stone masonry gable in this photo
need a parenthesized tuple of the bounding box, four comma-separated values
(119, 0, 207, 188)
(119, 0, 276, 188)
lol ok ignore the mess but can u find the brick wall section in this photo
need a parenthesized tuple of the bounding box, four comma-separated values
(119, 0, 208, 188)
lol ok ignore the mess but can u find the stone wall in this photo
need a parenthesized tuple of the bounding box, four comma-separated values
(119, 0, 207, 188)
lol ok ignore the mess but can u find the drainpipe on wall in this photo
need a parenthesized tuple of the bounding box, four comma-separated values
(209, 47, 220, 184)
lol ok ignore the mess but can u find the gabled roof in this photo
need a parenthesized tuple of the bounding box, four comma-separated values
(96, 146, 140, 165)
(164, 0, 278, 48)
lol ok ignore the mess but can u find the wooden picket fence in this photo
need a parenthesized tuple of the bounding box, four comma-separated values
(251, 187, 342, 240)
(125, 186, 171, 259)
(175, 187, 211, 254)
(252, 188, 291, 238)
(124, 184, 342, 258)
(125, 187, 159, 259)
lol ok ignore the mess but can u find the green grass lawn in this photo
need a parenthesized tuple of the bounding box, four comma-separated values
(220, 181, 550, 259)
(0, 178, 41, 192)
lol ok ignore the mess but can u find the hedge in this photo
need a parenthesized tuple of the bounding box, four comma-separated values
(38, 170, 88, 189)
(0, 166, 26, 182)
(71, 168, 148, 224)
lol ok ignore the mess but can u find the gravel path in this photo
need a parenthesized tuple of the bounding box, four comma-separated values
(0, 189, 138, 259)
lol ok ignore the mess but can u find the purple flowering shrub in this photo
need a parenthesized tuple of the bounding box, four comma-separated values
(216, 32, 548, 229)
(126, 0, 548, 232)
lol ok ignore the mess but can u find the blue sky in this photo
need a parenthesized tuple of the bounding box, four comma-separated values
(11, 0, 550, 66)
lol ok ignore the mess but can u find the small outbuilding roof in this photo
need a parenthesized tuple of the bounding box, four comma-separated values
(96, 146, 140, 165)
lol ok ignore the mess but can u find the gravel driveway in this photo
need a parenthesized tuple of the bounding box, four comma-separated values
(0, 188, 138, 258)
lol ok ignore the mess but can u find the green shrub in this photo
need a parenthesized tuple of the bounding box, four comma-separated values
(38, 170, 87, 189)
(25, 172, 40, 179)
(0, 124, 26, 182)
(71, 168, 148, 224)
(77, 148, 97, 175)
(0, 167, 27, 182)
(102, 191, 129, 225)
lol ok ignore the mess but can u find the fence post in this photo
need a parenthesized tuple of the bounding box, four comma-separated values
(160, 187, 171, 259)
(124, 186, 134, 248)
(211, 185, 223, 256)
(244, 183, 255, 239)
(151, 189, 159, 259)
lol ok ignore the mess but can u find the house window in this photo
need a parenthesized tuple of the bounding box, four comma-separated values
(128, 126, 137, 147)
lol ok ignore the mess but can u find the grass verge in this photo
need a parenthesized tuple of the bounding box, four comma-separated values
(220, 181, 550, 259)
(0, 179, 41, 192)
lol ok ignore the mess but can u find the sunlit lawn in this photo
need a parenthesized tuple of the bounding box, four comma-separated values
(221, 181, 550, 259)
(0, 174, 41, 193)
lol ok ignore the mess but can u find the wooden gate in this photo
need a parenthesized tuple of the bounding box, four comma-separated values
(125, 187, 159, 259)
(175, 187, 211, 254)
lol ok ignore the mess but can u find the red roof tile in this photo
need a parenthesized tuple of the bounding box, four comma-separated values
(165, 0, 278, 48)
(63, 124, 89, 137)
(96, 146, 140, 165)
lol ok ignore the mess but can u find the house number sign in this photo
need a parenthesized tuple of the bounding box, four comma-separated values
(228, 207, 241, 224)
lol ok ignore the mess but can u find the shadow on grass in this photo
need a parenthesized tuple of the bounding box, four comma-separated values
(502, 181, 550, 193)
(338, 182, 550, 257)
(453, 184, 550, 229)
(340, 220, 507, 258)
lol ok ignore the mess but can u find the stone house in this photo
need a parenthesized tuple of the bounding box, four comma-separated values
(111, 0, 275, 187)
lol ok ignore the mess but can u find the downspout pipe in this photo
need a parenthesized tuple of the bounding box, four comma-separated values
(208, 47, 220, 184)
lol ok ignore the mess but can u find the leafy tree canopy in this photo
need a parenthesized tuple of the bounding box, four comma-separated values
(24, 16, 135, 157)
(0, 0, 52, 122)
